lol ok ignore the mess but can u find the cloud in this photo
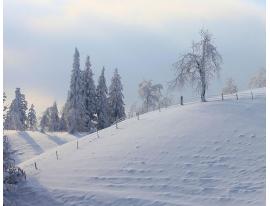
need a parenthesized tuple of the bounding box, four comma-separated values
(20, 0, 265, 34)
(3, 47, 37, 72)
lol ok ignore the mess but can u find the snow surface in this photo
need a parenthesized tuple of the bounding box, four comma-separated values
(5, 130, 85, 164)
(6, 88, 265, 206)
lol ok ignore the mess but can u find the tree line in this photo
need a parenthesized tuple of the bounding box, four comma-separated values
(4, 48, 126, 133)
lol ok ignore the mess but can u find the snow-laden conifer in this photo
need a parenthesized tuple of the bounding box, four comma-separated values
(65, 48, 85, 133)
(48, 102, 60, 132)
(96, 67, 110, 129)
(27, 104, 37, 130)
(4, 88, 28, 130)
(81, 56, 96, 132)
(108, 68, 125, 123)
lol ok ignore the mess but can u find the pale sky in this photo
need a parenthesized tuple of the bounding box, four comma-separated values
(4, 0, 265, 115)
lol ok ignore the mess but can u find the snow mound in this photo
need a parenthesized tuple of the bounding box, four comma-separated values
(8, 88, 265, 206)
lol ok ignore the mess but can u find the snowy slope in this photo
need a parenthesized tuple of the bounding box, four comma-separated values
(5, 130, 86, 164)
(7, 88, 265, 206)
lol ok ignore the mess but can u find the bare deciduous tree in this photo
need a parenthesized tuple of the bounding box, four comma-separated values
(170, 29, 222, 102)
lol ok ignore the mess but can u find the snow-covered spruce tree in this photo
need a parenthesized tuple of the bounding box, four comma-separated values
(27, 104, 37, 131)
(47, 102, 60, 132)
(170, 29, 222, 102)
(222, 78, 238, 95)
(138, 80, 163, 112)
(81, 56, 96, 132)
(59, 111, 67, 131)
(248, 68, 266, 89)
(4, 88, 28, 130)
(40, 108, 50, 133)
(65, 48, 85, 133)
(108, 68, 126, 124)
(96, 67, 110, 129)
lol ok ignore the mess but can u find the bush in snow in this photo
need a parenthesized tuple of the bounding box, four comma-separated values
(3, 135, 26, 203)
(222, 78, 238, 95)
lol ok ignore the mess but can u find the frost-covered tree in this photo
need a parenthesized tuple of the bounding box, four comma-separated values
(4, 88, 28, 130)
(108, 68, 126, 123)
(65, 48, 85, 133)
(128, 102, 138, 118)
(3, 92, 8, 126)
(222, 78, 238, 94)
(160, 95, 173, 108)
(40, 108, 50, 133)
(27, 104, 37, 130)
(138, 80, 163, 112)
(248, 68, 266, 89)
(48, 102, 60, 132)
(170, 29, 222, 102)
(96, 67, 110, 129)
(59, 112, 67, 131)
(81, 56, 96, 132)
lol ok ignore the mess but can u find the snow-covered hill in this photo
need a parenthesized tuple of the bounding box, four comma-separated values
(6, 88, 265, 206)
(5, 131, 86, 164)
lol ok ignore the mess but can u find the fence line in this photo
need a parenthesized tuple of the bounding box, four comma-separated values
(26, 89, 265, 172)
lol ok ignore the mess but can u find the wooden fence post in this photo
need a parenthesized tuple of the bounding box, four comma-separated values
(221, 93, 224, 101)
(236, 93, 238, 100)
(56, 151, 58, 160)
(251, 91, 253, 100)
(76, 140, 78, 149)
(136, 112, 139, 120)
(34, 162, 38, 170)
(180, 96, 183, 105)
(96, 129, 99, 138)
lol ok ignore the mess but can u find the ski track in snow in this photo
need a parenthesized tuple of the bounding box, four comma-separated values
(5, 88, 265, 206)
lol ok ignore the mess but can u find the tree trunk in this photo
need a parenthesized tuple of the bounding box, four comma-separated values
(201, 83, 206, 102)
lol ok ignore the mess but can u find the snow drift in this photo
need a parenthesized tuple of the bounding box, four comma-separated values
(6, 88, 265, 206)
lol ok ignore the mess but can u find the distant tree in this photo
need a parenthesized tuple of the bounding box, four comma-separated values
(170, 29, 222, 102)
(81, 56, 96, 132)
(108, 68, 126, 123)
(64, 48, 85, 133)
(128, 102, 138, 118)
(4, 88, 28, 130)
(160, 95, 173, 108)
(27, 104, 37, 130)
(222, 78, 238, 95)
(138, 80, 163, 112)
(40, 108, 50, 133)
(47, 102, 60, 132)
(96, 67, 110, 129)
(249, 68, 266, 89)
